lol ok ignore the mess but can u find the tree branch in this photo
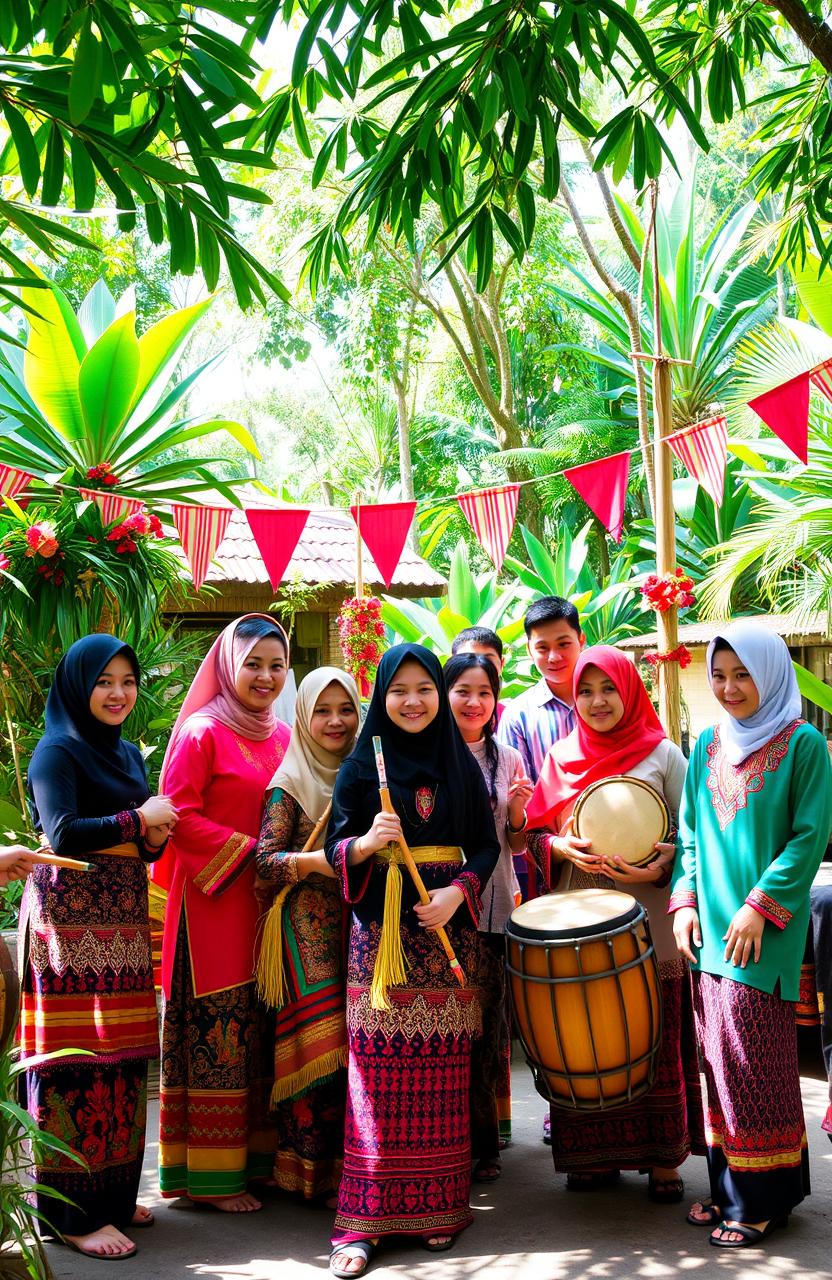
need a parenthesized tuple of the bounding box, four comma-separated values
(766, 0, 832, 73)
(580, 139, 642, 272)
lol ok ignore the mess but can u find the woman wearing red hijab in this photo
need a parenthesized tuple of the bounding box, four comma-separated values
(525, 646, 705, 1201)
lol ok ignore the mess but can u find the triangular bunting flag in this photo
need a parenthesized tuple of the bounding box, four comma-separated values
(809, 357, 832, 404)
(350, 501, 417, 588)
(0, 466, 33, 501)
(245, 507, 310, 591)
(456, 484, 520, 571)
(665, 415, 728, 508)
(172, 503, 232, 591)
(747, 371, 809, 464)
(563, 451, 631, 542)
(79, 488, 145, 526)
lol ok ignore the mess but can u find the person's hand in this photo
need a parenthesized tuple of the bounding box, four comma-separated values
(723, 904, 765, 968)
(550, 822, 603, 875)
(602, 842, 676, 885)
(0, 844, 38, 887)
(138, 796, 179, 828)
(507, 770, 534, 829)
(673, 906, 701, 963)
(358, 811, 403, 857)
(144, 823, 171, 849)
(414, 885, 464, 929)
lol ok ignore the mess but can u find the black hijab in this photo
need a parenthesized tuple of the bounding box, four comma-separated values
(28, 634, 148, 824)
(348, 643, 485, 832)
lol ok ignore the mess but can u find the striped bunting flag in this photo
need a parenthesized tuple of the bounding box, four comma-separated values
(79, 488, 145, 527)
(171, 503, 232, 591)
(809, 357, 832, 404)
(665, 415, 728, 508)
(0, 465, 34, 501)
(457, 483, 520, 571)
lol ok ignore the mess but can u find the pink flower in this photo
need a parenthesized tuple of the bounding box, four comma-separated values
(0, 552, 9, 573)
(25, 521, 59, 558)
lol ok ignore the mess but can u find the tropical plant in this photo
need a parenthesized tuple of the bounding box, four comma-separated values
(0, 278, 259, 507)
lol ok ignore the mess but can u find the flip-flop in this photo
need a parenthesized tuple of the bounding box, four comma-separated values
(64, 1239, 138, 1261)
(686, 1200, 721, 1226)
(648, 1174, 684, 1204)
(709, 1217, 787, 1249)
(423, 1236, 454, 1252)
(330, 1240, 374, 1278)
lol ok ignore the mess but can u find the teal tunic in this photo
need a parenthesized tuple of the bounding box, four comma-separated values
(670, 719, 832, 1001)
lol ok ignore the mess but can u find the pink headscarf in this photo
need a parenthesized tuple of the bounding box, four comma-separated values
(159, 613, 290, 791)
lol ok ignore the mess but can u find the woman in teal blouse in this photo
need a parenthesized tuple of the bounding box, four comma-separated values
(671, 621, 832, 1250)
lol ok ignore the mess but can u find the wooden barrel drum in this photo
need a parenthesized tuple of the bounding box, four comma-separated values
(505, 889, 662, 1111)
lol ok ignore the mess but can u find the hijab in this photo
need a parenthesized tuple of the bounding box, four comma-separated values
(526, 645, 666, 830)
(268, 666, 360, 833)
(706, 621, 802, 765)
(28, 634, 147, 825)
(159, 613, 289, 791)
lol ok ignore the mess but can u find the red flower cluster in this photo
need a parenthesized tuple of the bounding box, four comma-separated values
(643, 644, 693, 670)
(0, 552, 9, 573)
(24, 521, 59, 559)
(641, 568, 695, 613)
(86, 462, 119, 487)
(36, 559, 65, 586)
(106, 509, 163, 555)
(337, 595, 387, 696)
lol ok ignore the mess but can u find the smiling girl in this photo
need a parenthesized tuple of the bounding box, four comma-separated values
(444, 652, 531, 1180)
(325, 644, 499, 1278)
(254, 667, 361, 1203)
(525, 646, 704, 1202)
(154, 614, 291, 1212)
(670, 622, 832, 1249)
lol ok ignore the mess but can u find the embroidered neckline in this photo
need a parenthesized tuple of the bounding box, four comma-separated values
(705, 720, 802, 831)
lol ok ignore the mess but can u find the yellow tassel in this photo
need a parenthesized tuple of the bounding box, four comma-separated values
(370, 854, 408, 1011)
(255, 885, 293, 1009)
(270, 1046, 349, 1106)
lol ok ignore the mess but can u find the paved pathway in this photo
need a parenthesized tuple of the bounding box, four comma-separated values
(46, 1057, 832, 1280)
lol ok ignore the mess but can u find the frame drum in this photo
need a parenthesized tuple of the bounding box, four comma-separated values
(572, 776, 670, 868)
(505, 889, 662, 1111)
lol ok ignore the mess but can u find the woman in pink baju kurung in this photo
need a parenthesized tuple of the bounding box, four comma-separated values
(155, 615, 291, 1211)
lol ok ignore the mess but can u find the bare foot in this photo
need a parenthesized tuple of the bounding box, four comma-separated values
(687, 1199, 722, 1225)
(64, 1225, 136, 1257)
(131, 1205, 154, 1226)
(199, 1192, 262, 1213)
(330, 1245, 371, 1274)
(712, 1219, 769, 1243)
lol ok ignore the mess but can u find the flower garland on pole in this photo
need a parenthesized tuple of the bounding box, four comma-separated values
(640, 569, 696, 613)
(642, 645, 693, 670)
(337, 596, 387, 697)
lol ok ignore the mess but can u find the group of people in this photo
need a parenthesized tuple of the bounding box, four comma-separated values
(4, 593, 830, 1271)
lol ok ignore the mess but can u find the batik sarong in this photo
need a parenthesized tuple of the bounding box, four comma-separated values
(470, 932, 512, 1159)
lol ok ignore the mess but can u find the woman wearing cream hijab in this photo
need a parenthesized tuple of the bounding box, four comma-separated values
(255, 667, 360, 1203)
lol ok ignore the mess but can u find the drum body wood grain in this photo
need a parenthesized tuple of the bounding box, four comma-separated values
(506, 889, 662, 1111)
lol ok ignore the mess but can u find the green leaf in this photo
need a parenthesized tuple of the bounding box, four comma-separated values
(3, 101, 40, 197)
(69, 19, 103, 125)
(41, 122, 65, 206)
(794, 661, 832, 715)
(79, 311, 141, 454)
(448, 540, 480, 619)
(22, 279, 86, 440)
(126, 297, 213, 425)
(291, 94, 313, 159)
(70, 136, 96, 210)
(793, 254, 832, 338)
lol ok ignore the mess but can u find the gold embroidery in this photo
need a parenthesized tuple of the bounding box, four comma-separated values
(347, 987, 482, 1039)
(29, 927, 151, 977)
(705, 721, 802, 831)
(747, 887, 792, 927)
(194, 833, 252, 893)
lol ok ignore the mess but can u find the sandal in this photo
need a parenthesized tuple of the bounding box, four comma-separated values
(423, 1236, 454, 1252)
(473, 1158, 502, 1183)
(330, 1240, 374, 1277)
(566, 1170, 620, 1191)
(648, 1173, 684, 1204)
(709, 1217, 787, 1249)
(686, 1200, 721, 1227)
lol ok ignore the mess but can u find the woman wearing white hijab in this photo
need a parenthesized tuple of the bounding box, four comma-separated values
(670, 621, 832, 1250)
(254, 667, 360, 1203)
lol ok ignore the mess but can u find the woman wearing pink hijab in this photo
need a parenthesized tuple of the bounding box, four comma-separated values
(155, 615, 291, 1212)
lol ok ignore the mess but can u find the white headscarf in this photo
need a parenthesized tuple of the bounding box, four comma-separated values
(706, 621, 802, 765)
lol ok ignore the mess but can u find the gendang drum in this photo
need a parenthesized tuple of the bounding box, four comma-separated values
(505, 888, 662, 1111)
(572, 776, 670, 868)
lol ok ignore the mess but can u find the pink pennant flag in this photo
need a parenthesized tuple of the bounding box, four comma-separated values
(79, 488, 145, 527)
(171, 503, 232, 591)
(809, 357, 832, 404)
(245, 507, 310, 591)
(0, 466, 33, 501)
(665, 415, 728, 508)
(350, 501, 417, 588)
(563, 451, 631, 543)
(456, 484, 520, 571)
(748, 371, 809, 464)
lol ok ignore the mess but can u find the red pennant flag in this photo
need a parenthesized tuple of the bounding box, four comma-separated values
(747, 371, 809, 463)
(79, 488, 145, 526)
(245, 507, 310, 591)
(171, 503, 232, 591)
(809, 357, 832, 404)
(563, 451, 631, 542)
(0, 466, 33, 501)
(456, 484, 520, 571)
(350, 501, 417, 588)
(665, 415, 728, 508)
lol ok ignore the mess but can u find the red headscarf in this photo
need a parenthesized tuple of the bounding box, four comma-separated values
(526, 645, 666, 831)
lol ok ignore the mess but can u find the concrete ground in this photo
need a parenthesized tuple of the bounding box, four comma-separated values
(46, 1054, 832, 1280)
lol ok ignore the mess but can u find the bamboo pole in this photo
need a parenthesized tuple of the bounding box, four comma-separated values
(354, 492, 364, 598)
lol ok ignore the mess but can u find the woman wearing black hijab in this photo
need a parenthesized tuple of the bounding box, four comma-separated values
(325, 645, 500, 1278)
(21, 635, 178, 1261)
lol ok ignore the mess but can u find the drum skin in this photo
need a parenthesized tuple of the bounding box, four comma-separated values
(572, 776, 670, 868)
(506, 889, 662, 1110)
